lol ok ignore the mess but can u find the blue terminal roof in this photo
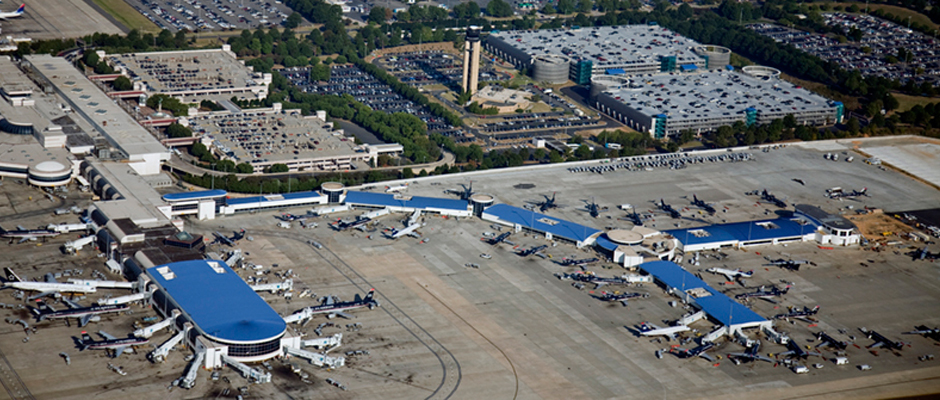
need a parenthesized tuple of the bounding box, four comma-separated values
(147, 260, 286, 343)
(483, 204, 601, 242)
(639, 261, 766, 326)
(344, 190, 469, 211)
(664, 218, 814, 246)
(225, 190, 323, 206)
(594, 233, 619, 251)
(162, 189, 228, 202)
(680, 64, 698, 71)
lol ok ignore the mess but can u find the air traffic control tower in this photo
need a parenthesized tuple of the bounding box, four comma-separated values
(462, 26, 483, 95)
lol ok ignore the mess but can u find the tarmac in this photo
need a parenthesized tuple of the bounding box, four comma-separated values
(0, 0, 123, 41)
(0, 137, 939, 399)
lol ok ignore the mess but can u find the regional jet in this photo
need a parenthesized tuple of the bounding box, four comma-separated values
(77, 330, 149, 358)
(705, 267, 753, 281)
(444, 181, 475, 200)
(0, 4, 25, 20)
(827, 187, 868, 200)
(655, 199, 681, 219)
(32, 299, 129, 327)
(758, 189, 787, 208)
(728, 340, 775, 364)
(528, 192, 560, 212)
(593, 291, 648, 306)
(517, 244, 547, 257)
(734, 284, 790, 301)
(285, 289, 379, 323)
(774, 305, 820, 321)
(1, 224, 59, 244)
(636, 322, 690, 341)
(859, 327, 908, 351)
(773, 339, 822, 360)
(814, 331, 848, 351)
(1, 268, 96, 294)
(211, 229, 245, 246)
(483, 231, 511, 245)
(904, 325, 940, 341)
(582, 197, 608, 218)
(690, 194, 716, 215)
(671, 342, 715, 361)
(765, 258, 815, 271)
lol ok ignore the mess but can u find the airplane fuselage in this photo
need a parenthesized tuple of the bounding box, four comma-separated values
(6, 282, 96, 293)
(36, 304, 128, 321)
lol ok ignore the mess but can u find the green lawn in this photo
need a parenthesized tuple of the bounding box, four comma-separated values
(92, 0, 161, 34)
(893, 92, 940, 112)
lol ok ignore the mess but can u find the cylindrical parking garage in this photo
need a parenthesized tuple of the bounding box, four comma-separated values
(742, 66, 781, 79)
(27, 161, 72, 187)
(532, 55, 571, 84)
(590, 76, 631, 99)
(693, 45, 732, 69)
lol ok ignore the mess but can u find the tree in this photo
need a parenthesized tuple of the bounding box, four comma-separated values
(285, 12, 303, 29)
(846, 117, 860, 134)
(94, 61, 114, 74)
(883, 94, 900, 111)
(577, 0, 592, 13)
(236, 163, 254, 174)
(401, 168, 415, 179)
(267, 164, 289, 173)
(191, 142, 208, 158)
(486, 0, 513, 17)
(575, 144, 591, 160)
(166, 123, 193, 138)
(369, 7, 390, 24)
(112, 75, 133, 91)
(557, 0, 576, 14)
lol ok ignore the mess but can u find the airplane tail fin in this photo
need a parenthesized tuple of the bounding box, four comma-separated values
(15, 4, 23, 13)
(3, 267, 22, 283)
(364, 289, 375, 302)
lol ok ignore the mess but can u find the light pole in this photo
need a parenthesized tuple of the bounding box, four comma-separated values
(211, 163, 216, 189)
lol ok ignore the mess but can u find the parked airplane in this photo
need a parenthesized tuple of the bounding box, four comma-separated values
(765, 258, 815, 271)
(385, 184, 408, 193)
(773, 339, 822, 359)
(0, 4, 25, 20)
(904, 326, 940, 341)
(557, 271, 630, 289)
(529, 193, 559, 212)
(774, 305, 820, 321)
(728, 341, 775, 364)
(619, 208, 652, 225)
(758, 189, 787, 208)
(1, 268, 96, 294)
(735, 285, 791, 301)
(330, 217, 371, 231)
(583, 197, 608, 218)
(827, 187, 869, 200)
(444, 181, 474, 200)
(483, 231, 511, 245)
(814, 331, 848, 351)
(690, 194, 716, 215)
(32, 299, 129, 327)
(1, 225, 59, 244)
(906, 247, 940, 261)
(655, 199, 681, 219)
(671, 342, 715, 361)
(384, 223, 421, 239)
(705, 268, 753, 281)
(559, 257, 599, 267)
(517, 244, 547, 257)
(636, 322, 690, 341)
(276, 212, 313, 222)
(859, 327, 908, 351)
(286, 289, 379, 322)
(593, 291, 648, 306)
(211, 229, 245, 246)
(77, 330, 149, 358)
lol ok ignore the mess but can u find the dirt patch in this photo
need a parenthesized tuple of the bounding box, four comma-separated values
(847, 209, 912, 239)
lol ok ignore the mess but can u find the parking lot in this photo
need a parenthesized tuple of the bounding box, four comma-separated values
(749, 13, 940, 85)
(125, 0, 295, 32)
(281, 64, 465, 137)
(375, 50, 509, 90)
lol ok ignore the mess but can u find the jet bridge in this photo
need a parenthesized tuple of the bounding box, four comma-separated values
(134, 309, 180, 339)
(283, 345, 345, 368)
(303, 333, 343, 350)
(224, 249, 243, 268)
(763, 325, 790, 344)
(221, 354, 272, 383)
(359, 208, 390, 220)
(179, 348, 205, 389)
(149, 322, 191, 362)
(250, 279, 293, 294)
(98, 287, 155, 306)
(283, 308, 313, 325)
(678, 310, 706, 326)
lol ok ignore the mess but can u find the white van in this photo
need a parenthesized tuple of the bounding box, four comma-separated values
(834, 357, 849, 365)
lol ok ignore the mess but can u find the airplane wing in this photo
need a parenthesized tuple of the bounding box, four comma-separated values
(868, 342, 884, 349)
(98, 330, 117, 341)
(756, 355, 775, 363)
(26, 291, 56, 301)
(61, 298, 81, 309)
(17, 237, 28, 244)
(775, 350, 795, 357)
(80, 314, 94, 327)
(620, 300, 629, 307)
(721, 273, 735, 281)
(324, 296, 335, 306)
(331, 312, 355, 319)
(698, 352, 715, 362)
(17, 225, 26, 231)
(594, 282, 608, 289)
(113, 346, 128, 358)
(45, 273, 58, 283)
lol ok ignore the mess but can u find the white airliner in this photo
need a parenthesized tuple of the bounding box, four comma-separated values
(705, 267, 753, 281)
(0, 4, 25, 20)
(2, 268, 97, 294)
